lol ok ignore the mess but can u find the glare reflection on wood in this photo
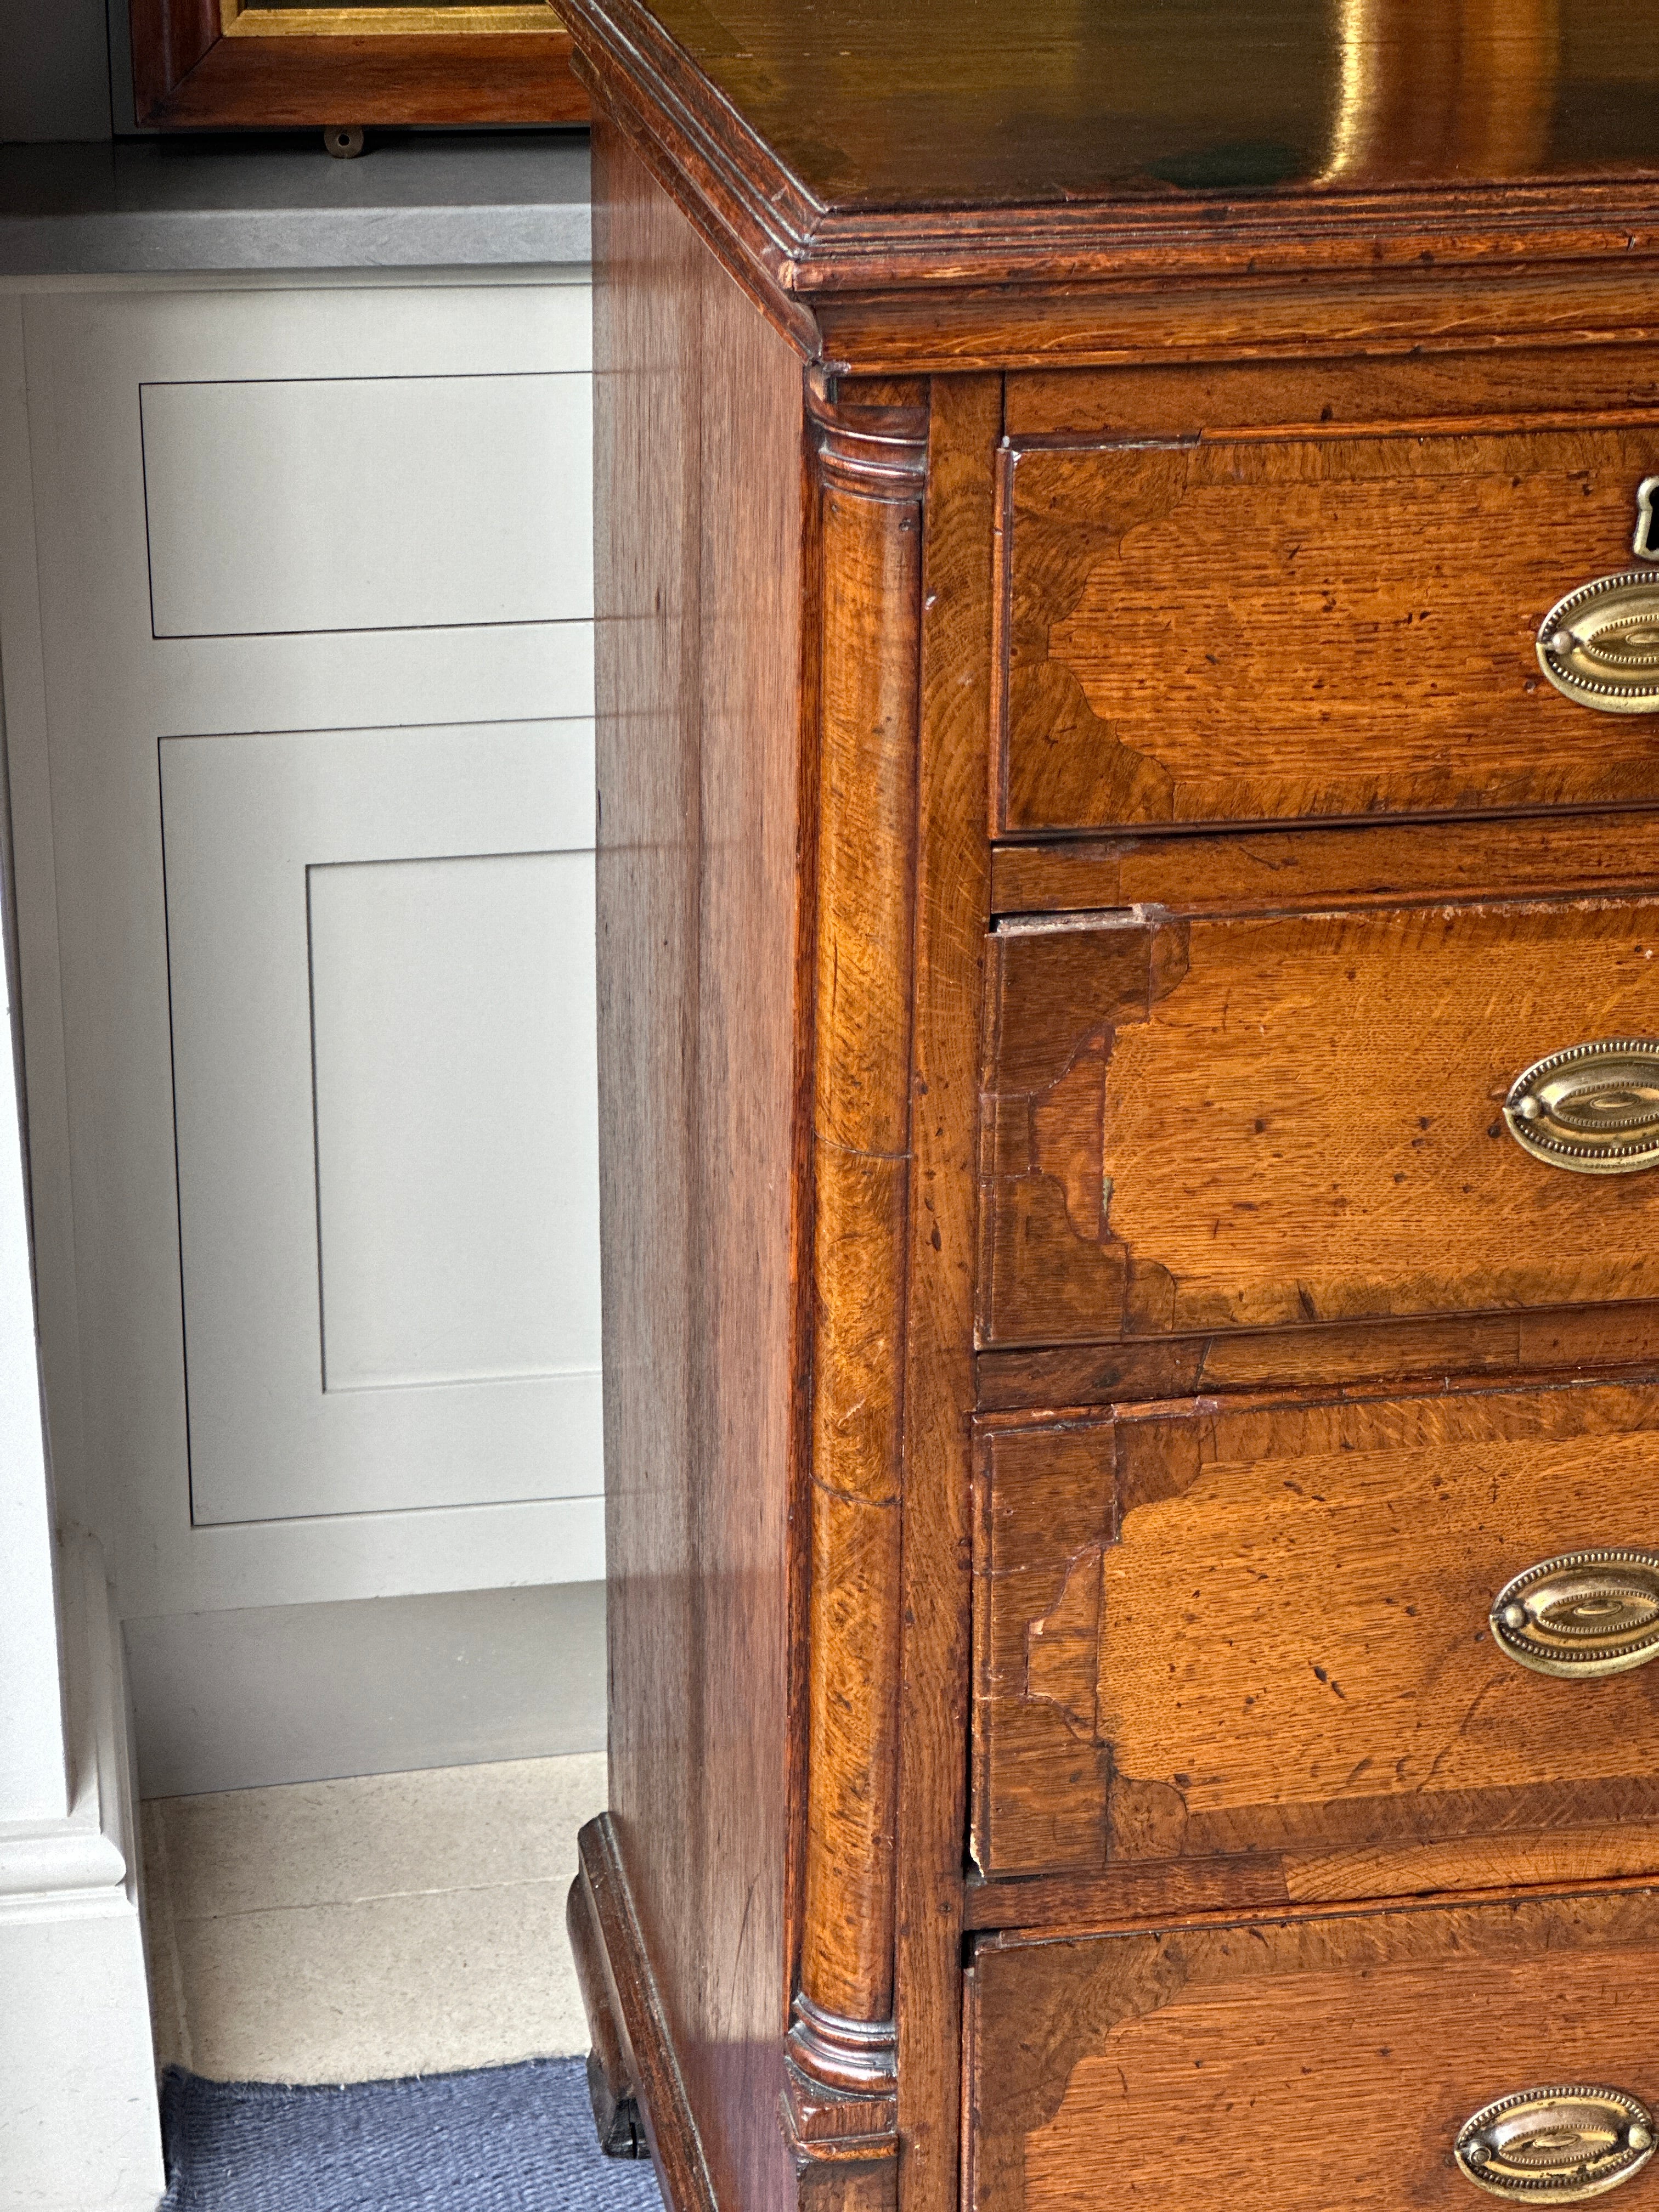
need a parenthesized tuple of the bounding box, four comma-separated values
(1323, 0, 1561, 180)
(219, 0, 559, 33)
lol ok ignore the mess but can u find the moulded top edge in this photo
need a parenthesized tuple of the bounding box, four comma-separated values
(562, 0, 1659, 295)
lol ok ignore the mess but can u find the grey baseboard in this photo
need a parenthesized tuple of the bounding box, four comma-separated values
(125, 1580, 605, 1797)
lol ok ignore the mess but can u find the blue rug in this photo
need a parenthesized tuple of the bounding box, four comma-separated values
(159, 2056, 665, 2210)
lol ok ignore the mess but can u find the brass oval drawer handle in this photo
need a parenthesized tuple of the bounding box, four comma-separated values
(1490, 1550, 1659, 1678)
(1539, 572, 1659, 712)
(1457, 2086, 1655, 2200)
(1503, 1040, 1659, 1175)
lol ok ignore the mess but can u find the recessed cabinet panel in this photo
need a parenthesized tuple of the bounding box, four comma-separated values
(13, 281, 599, 1617)
(308, 850, 600, 1392)
(141, 373, 592, 638)
(162, 719, 601, 1525)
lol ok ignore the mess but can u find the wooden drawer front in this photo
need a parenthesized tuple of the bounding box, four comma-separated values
(997, 425, 1659, 833)
(967, 1891, 1659, 2212)
(981, 896, 1659, 1348)
(971, 1381, 1659, 1882)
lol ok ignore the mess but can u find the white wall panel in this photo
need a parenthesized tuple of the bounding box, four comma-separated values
(163, 721, 601, 1525)
(129, 1494, 605, 1620)
(7, 279, 602, 1617)
(310, 850, 599, 1392)
(142, 371, 592, 638)
(1, 278, 603, 2159)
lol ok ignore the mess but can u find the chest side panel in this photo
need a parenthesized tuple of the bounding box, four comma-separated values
(592, 117, 805, 2212)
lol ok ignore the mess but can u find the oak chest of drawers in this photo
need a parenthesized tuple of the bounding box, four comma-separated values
(557, 7, 1659, 2209)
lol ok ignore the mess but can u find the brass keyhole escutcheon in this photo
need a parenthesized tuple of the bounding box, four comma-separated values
(1538, 479, 1659, 712)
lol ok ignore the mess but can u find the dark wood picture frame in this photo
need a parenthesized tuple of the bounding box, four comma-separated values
(129, 0, 588, 128)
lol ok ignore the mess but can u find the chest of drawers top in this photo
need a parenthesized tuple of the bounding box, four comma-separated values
(560, 0, 1659, 376)
(560, 12, 1659, 2212)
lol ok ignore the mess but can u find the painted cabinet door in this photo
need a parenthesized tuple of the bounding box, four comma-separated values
(5, 278, 602, 1617)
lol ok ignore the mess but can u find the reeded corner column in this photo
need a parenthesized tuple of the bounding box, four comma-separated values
(783, 378, 929, 2211)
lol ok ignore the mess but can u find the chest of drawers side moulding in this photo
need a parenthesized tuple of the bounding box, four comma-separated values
(787, 371, 1001, 2212)
(571, 109, 994, 2212)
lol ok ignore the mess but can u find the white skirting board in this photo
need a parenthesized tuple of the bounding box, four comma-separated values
(0, 1538, 165, 2212)
(125, 1579, 607, 1799)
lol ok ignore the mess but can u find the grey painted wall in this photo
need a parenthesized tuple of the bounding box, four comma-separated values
(1, 0, 112, 142)
(126, 1582, 607, 1796)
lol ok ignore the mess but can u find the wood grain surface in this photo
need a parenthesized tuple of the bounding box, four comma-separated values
(804, 269, 1659, 382)
(571, 20, 1659, 2212)
(558, 1, 1659, 367)
(977, 1299, 1659, 1411)
(590, 122, 803, 2212)
(1000, 425, 1659, 833)
(981, 894, 1659, 1347)
(990, 809, 1659, 921)
(564, 0, 1641, 212)
(960, 1827, 1659, 1929)
(221, 2, 557, 33)
(1002, 343, 1659, 440)
(973, 1379, 1659, 1881)
(891, 374, 1001, 2212)
(129, 0, 584, 123)
(968, 1887, 1659, 2212)
(567, 1839, 645, 2158)
(798, 385, 927, 2031)
(572, 1815, 717, 2207)
(786, 388, 928, 2202)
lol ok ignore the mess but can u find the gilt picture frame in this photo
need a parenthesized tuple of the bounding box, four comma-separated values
(129, 0, 586, 129)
